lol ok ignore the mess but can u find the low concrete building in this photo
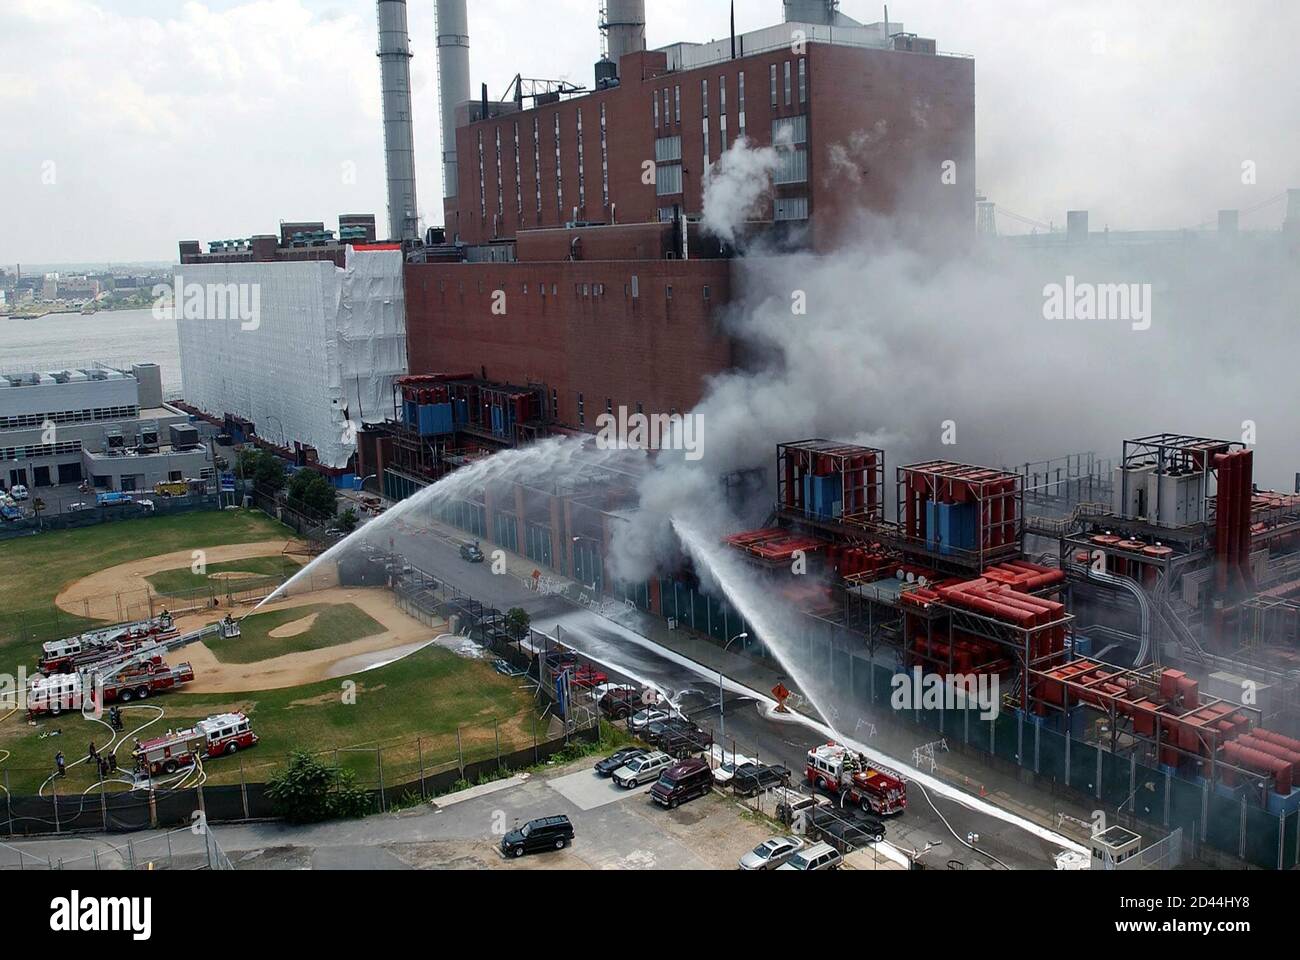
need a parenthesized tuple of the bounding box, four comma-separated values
(0, 363, 211, 496)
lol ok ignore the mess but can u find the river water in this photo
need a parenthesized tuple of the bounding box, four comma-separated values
(0, 308, 182, 395)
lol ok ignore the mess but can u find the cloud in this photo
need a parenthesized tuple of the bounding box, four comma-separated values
(2, 0, 1298, 262)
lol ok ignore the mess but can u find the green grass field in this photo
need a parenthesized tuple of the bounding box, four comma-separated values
(203, 602, 386, 664)
(144, 555, 301, 597)
(0, 645, 539, 795)
(0, 509, 292, 666)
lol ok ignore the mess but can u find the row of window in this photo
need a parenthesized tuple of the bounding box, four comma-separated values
(1, 439, 83, 461)
(652, 58, 807, 192)
(770, 58, 808, 108)
(0, 406, 139, 431)
(434, 276, 713, 302)
(478, 105, 612, 227)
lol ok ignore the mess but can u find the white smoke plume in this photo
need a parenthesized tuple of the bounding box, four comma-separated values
(609, 166, 1300, 583)
(701, 134, 790, 245)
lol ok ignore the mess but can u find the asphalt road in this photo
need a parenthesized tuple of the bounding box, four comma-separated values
(376, 520, 1069, 870)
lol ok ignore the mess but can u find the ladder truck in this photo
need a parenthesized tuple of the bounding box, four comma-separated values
(38, 613, 177, 674)
(133, 713, 259, 776)
(806, 743, 908, 816)
(25, 618, 241, 717)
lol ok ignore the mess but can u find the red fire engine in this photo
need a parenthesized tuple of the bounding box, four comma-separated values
(39, 614, 177, 674)
(25, 659, 195, 716)
(133, 713, 258, 776)
(806, 743, 908, 815)
(100, 660, 195, 704)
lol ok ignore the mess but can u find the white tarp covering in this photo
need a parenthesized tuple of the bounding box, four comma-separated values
(174, 249, 407, 469)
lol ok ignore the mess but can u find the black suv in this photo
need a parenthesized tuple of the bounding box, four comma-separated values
(500, 815, 575, 858)
(732, 763, 792, 797)
(658, 724, 713, 759)
(459, 542, 485, 563)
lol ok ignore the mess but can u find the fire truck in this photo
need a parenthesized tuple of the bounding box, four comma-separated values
(38, 613, 177, 674)
(806, 743, 908, 816)
(25, 659, 195, 716)
(133, 713, 258, 776)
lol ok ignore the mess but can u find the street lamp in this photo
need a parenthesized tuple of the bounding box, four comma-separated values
(719, 632, 748, 742)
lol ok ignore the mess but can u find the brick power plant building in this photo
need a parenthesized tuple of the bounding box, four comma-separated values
(362, 0, 975, 498)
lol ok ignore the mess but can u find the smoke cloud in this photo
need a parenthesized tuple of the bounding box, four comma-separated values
(609, 139, 1300, 583)
(701, 134, 789, 245)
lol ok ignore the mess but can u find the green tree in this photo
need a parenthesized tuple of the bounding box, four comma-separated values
(265, 751, 373, 824)
(505, 607, 531, 641)
(288, 470, 338, 518)
(337, 507, 359, 533)
(253, 453, 286, 492)
(237, 448, 286, 492)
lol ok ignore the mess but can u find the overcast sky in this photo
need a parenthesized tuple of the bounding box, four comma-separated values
(2, 0, 1297, 264)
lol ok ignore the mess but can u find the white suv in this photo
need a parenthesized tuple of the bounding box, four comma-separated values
(776, 841, 843, 871)
(10, 485, 28, 501)
(611, 751, 673, 788)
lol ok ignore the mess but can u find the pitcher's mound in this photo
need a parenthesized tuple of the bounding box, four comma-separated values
(269, 612, 320, 638)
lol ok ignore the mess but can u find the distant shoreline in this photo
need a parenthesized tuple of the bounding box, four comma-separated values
(2, 304, 156, 320)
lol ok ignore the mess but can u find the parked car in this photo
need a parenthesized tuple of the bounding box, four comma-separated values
(739, 835, 805, 871)
(0, 504, 20, 523)
(598, 686, 641, 720)
(656, 723, 713, 759)
(594, 747, 647, 778)
(611, 751, 673, 788)
(732, 763, 792, 797)
(807, 807, 886, 846)
(771, 786, 832, 828)
(710, 745, 758, 786)
(459, 542, 485, 563)
(644, 716, 692, 742)
(500, 815, 575, 858)
(650, 758, 713, 809)
(10, 485, 28, 501)
(628, 707, 673, 732)
(776, 841, 843, 871)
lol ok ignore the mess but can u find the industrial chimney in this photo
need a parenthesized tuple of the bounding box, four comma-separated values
(783, 0, 839, 24)
(377, 0, 420, 243)
(602, 0, 647, 76)
(436, 0, 471, 209)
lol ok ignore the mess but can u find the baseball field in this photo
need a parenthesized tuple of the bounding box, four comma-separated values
(0, 508, 543, 798)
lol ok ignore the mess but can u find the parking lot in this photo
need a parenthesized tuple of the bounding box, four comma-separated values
(7, 753, 900, 871)
(232, 755, 843, 870)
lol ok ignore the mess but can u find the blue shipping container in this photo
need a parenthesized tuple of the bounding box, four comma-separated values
(418, 403, 454, 436)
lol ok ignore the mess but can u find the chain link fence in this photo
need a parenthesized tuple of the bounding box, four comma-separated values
(0, 822, 236, 871)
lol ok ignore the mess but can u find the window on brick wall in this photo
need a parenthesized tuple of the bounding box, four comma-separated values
(738, 71, 746, 137)
(770, 64, 778, 106)
(799, 58, 807, 103)
(784, 61, 792, 105)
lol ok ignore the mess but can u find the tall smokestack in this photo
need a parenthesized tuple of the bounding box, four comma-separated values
(784, 0, 838, 24)
(436, 0, 471, 211)
(603, 0, 647, 75)
(377, 1, 419, 243)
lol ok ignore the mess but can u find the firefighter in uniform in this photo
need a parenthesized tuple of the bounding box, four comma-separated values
(54, 751, 66, 778)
